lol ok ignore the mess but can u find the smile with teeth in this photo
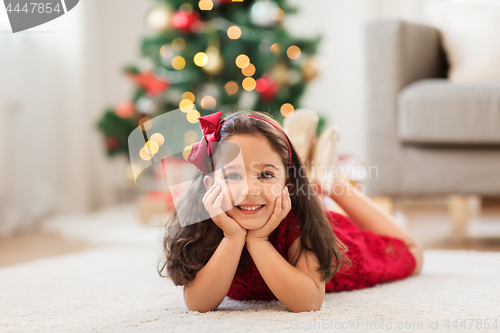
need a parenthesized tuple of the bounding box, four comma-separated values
(237, 205, 264, 211)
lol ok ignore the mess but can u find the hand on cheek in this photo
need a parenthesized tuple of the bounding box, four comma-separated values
(246, 186, 292, 242)
(202, 182, 247, 240)
(213, 181, 231, 212)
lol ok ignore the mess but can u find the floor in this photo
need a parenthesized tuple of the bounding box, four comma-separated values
(399, 196, 500, 251)
(1, 197, 499, 268)
(0, 231, 90, 267)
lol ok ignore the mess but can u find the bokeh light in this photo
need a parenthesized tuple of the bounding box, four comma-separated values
(181, 91, 195, 102)
(241, 63, 256, 76)
(200, 95, 217, 109)
(187, 110, 201, 123)
(194, 52, 209, 67)
(280, 103, 295, 117)
(287, 45, 301, 60)
(179, 99, 194, 113)
(242, 77, 256, 91)
(144, 140, 160, 155)
(235, 54, 250, 69)
(198, 0, 213, 10)
(171, 56, 186, 70)
(224, 81, 239, 95)
(150, 133, 165, 146)
(139, 147, 153, 161)
(227, 26, 242, 39)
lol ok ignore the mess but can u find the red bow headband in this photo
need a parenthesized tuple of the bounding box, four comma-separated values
(187, 111, 292, 175)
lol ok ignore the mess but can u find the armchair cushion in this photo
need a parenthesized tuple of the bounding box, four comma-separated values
(428, 0, 500, 82)
(398, 79, 500, 144)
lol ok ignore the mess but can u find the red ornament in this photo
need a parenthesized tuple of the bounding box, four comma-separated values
(172, 10, 200, 33)
(115, 101, 135, 119)
(127, 71, 170, 96)
(106, 136, 120, 151)
(256, 74, 279, 102)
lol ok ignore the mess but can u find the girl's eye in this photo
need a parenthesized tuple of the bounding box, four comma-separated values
(225, 173, 242, 180)
(260, 171, 274, 179)
(224, 171, 274, 179)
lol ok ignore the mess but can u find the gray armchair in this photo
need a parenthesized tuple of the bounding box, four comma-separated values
(364, 20, 500, 233)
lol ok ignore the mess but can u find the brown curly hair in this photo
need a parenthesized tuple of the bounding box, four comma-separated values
(158, 110, 350, 286)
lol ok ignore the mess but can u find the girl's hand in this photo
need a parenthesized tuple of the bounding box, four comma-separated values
(202, 183, 247, 240)
(246, 187, 292, 242)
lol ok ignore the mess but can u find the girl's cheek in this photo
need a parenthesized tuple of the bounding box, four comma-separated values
(221, 196, 232, 212)
(268, 184, 283, 198)
(221, 182, 247, 208)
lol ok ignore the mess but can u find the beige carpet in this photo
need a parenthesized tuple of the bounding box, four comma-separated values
(2, 204, 498, 332)
(1, 242, 499, 332)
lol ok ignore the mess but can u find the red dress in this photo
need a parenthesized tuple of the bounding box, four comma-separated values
(226, 209, 416, 300)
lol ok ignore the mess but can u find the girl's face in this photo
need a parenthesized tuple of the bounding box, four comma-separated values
(204, 134, 287, 230)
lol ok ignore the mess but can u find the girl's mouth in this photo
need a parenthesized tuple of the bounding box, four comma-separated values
(236, 205, 265, 214)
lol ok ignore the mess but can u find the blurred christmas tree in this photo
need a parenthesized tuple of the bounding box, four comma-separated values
(97, 0, 323, 157)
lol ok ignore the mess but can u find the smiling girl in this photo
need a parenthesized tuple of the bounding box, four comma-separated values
(159, 110, 423, 313)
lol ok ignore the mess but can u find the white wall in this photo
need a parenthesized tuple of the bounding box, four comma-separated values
(0, 4, 90, 234)
(285, 0, 378, 162)
(0, 0, 153, 235)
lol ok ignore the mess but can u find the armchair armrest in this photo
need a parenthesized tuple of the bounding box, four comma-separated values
(366, 20, 447, 93)
(364, 20, 447, 195)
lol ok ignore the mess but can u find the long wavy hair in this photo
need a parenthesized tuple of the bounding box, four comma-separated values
(158, 110, 350, 286)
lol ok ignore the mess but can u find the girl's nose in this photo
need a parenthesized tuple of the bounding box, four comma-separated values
(241, 178, 261, 196)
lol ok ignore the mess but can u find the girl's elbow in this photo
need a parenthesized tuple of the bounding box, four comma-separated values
(287, 296, 324, 313)
(288, 304, 322, 313)
(184, 298, 218, 313)
(186, 305, 216, 313)
(183, 288, 219, 313)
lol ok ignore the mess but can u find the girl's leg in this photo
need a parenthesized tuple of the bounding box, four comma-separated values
(320, 176, 423, 275)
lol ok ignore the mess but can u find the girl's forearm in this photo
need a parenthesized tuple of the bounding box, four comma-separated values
(246, 239, 324, 312)
(330, 177, 419, 248)
(183, 236, 245, 312)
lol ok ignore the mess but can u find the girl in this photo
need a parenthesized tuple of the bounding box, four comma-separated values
(159, 110, 423, 313)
